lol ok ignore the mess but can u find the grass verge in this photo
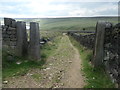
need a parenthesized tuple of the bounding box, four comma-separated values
(69, 35, 115, 88)
(2, 56, 45, 79)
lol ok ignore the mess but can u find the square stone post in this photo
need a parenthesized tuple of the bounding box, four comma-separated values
(29, 22, 40, 60)
(92, 21, 111, 67)
(16, 21, 28, 57)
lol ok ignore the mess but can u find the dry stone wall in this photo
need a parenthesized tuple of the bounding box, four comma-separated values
(68, 32, 95, 49)
(2, 18, 40, 60)
(2, 18, 17, 48)
(104, 23, 120, 87)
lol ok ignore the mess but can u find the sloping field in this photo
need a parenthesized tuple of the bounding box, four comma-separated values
(14, 17, 118, 31)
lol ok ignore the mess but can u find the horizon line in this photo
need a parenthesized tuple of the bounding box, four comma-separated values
(0, 15, 118, 19)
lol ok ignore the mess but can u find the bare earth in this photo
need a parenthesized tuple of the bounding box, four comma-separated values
(3, 35, 85, 88)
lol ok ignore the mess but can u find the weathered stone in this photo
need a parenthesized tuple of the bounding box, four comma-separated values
(7, 27, 16, 31)
(3, 38, 10, 42)
(7, 31, 16, 35)
(3, 81, 8, 84)
(4, 18, 16, 27)
(9, 35, 16, 39)
(11, 20, 16, 28)
(10, 38, 17, 41)
(16, 21, 28, 57)
(92, 21, 112, 67)
(9, 41, 16, 46)
(29, 22, 40, 60)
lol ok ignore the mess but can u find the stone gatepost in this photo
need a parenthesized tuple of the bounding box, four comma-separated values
(29, 22, 40, 60)
(16, 21, 28, 57)
(92, 21, 111, 67)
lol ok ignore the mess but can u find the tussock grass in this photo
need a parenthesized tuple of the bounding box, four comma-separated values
(41, 36, 61, 59)
(69, 36, 115, 88)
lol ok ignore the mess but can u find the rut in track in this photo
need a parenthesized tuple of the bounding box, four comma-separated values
(3, 35, 85, 88)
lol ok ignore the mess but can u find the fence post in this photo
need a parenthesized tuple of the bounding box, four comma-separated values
(16, 21, 28, 57)
(29, 22, 40, 60)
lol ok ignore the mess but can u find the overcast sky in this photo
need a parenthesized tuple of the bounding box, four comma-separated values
(0, 0, 119, 18)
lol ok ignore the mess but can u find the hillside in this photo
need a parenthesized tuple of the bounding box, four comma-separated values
(39, 17, 118, 31)
(16, 17, 118, 31)
(1, 17, 118, 31)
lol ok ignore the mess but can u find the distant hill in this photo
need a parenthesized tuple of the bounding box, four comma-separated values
(0, 17, 118, 31)
(31, 17, 118, 31)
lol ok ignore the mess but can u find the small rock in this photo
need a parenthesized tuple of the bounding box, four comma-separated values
(93, 77, 95, 79)
(3, 81, 8, 84)
(16, 61, 22, 65)
(26, 73, 29, 76)
(50, 74, 53, 76)
(69, 61, 72, 63)
(49, 64, 52, 66)
(46, 68, 50, 70)
(58, 77, 61, 80)
(61, 83, 64, 86)
(27, 73, 33, 76)
(62, 62, 64, 64)
(30, 74, 33, 76)
(43, 69, 46, 71)
(43, 77, 46, 79)
(52, 57, 55, 59)
(49, 77, 52, 80)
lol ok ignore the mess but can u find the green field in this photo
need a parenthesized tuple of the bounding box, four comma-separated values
(15, 17, 118, 31)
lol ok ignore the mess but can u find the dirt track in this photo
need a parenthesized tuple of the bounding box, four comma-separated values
(3, 35, 85, 88)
